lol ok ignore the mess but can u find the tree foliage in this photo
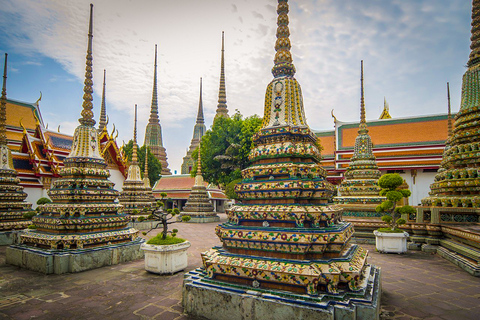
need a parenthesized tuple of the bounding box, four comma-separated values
(191, 111, 262, 187)
(376, 173, 415, 231)
(122, 141, 162, 187)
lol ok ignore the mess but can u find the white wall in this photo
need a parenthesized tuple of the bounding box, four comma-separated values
(24, 187, 49, 209)
(398, 170, 437, 206)
(109, 169, 126, 192)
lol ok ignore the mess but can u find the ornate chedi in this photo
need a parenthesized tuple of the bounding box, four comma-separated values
(215, 31, 229, 119)
(7, 6, 142, 273)
(181, 78, 207, 174)
(181, 144, 218, 222)
(334, 61, 385, 220)
(422, 0, 480, 209)
(144, 44, 171, 176)
(183, 1, 380, 318)
(118, 105, 155, 214)
(0, 53, 32, 239)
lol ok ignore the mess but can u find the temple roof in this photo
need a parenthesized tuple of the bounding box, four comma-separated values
(152, 174, 227, 200)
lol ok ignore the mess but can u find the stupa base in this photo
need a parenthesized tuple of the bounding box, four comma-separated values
(180, 214, 220, 223)
(6, 238, 145, 274)
(0, 229, 25, 245)
(182, 265, 381, 320)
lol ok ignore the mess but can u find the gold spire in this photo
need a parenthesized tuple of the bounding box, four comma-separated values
(197, 143, 202, 176)
(359, 60, 368, 134)
(0, 53, 7, 146)
(468, 0, 480, 67)
(132, 104, 138, 164)
(197, 77, 204, 123)
(79, 3, 95, 127)
(215, 31, 229, 118)
(272, 0, 296, 77)
(98, 69, 107, 132)
(144, 147, 149, 178)
(379, 97, 392, 119)
(148, 44, 159, 124)
(447, 82, 452, 137)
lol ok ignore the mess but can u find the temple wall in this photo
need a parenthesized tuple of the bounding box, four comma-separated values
(395, 170, 437, 206)
(109, 169, 125, 192)
(24, 187, 48, 209)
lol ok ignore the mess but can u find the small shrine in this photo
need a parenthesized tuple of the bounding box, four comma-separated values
(144, 45, 171, 176)
(6, 4, 143, 274)
(0, 53, 32, 244)
(334, 61, 385, 240)
(183, 1, 381, 318)
(118, 105, 155, 214)
(180, 145, 219, 223)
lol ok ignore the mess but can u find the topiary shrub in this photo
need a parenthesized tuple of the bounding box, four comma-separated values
(376, 173, 415, 231)
(36, 197, 51, 205)
(225, 179, 242, 200)
(23, 211, 36, 220)
(137, 216, 145, 222)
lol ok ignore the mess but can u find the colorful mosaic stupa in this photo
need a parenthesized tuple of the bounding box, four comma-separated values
(181, 144, 218, 222)
(184, 1, 380, 318)
(181, 78, 207, 174)
(215, 31, 229, 119)
(12, 4, 139, 252)
(334, 61, 385, 218)
(144, 45, 171, 176)
(0, 53, 32, 237)
(422, 0, 480, 209)
(119, 105, 155, 214)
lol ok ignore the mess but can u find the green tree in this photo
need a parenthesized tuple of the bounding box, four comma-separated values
(191, 111, 262, 187)
(122, 141, 162, 187)
(375, 173, 415, 231)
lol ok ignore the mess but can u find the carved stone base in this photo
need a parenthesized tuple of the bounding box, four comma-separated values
(0, 229, 25, 246)
(6, 238, 145, 274)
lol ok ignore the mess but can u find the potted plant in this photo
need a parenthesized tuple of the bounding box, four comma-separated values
(373, 173, 415, 253)
(141, 196, 191, 274)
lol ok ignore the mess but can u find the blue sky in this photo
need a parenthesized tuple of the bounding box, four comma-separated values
(0, 0, 472, 173)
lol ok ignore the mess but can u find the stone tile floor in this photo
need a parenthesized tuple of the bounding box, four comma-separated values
(0, 214, 479, 319)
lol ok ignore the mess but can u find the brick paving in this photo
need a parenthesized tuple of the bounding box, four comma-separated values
(1, 213, 479, 320)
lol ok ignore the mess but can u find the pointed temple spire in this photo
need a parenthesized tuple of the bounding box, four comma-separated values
(271, 1, 296, 78)
(447, 82, 452, 138)
(197, 77, 205, 124)
(98, 69, 107, 133)
(358, 60, 368, 134)
(144, 44, 171, 175)
(79, 3, 95, 127)
(468, 0, 480, 67)
(0, 53, 8, 146)
(379, 97, 392, 119)
(132, 104, 138, 164)
(215, 31, 229, 119)
(194, 143, 203, 186)
(143, 146, 150, 188)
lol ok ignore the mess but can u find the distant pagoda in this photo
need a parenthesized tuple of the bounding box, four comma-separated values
(334, 61, 385, 217)
(10, 4, 140, 255)
(144, 45, 171, 176)
(181, 144, 218, 222)
(184, 1, 380, 318)
(214, 31, 229, 119)
(422, 0, 480, 209)
(119, 105, 155, 214)
(0, 53, 32, 238)
(181, 78, 207, 174)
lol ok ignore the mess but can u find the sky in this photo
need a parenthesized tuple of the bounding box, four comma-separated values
(0, 0, 472, 174)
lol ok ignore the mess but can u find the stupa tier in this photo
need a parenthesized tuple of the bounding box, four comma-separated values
(181, 145, 219, 222)
(18, 4, 138, 250)
(144, 45, 171, 176)
(197, 0, 377, 299)
(422, 0, 480, 208)
(334, 61, 385, 216)
(118, 105, 155, 214)
(0, 53, 32, 234)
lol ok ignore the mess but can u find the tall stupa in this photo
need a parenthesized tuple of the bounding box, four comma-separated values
(144, 45, 171, 175)
(181, 78, 207, 174)
(334, 61, 385, 218)
(215, 31, 229, 119)
(6, 4, 143, 274)
(0, 53, 32, 243)
(118, 105, 155, 214)
(422, 0, 480, 209)
(183, 1, 380, 318)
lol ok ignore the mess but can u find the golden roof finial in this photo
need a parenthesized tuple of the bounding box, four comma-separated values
(0, 53, 8, 146)
(132, 104, 138, 164)
(331, 109, 337, 123)
(468, 0, 480, 67)
(447, 82, 452, 138)
(58, 125, 61, 132)
(272, 0, 296, 77)
(79, 3, 95, 127)
(35, 91, 42, 106)
(379, 97, 392, 119)
(358, 60, 368, 134)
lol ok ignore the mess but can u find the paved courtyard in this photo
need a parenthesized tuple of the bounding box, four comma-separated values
(1, 214, 479, 320)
